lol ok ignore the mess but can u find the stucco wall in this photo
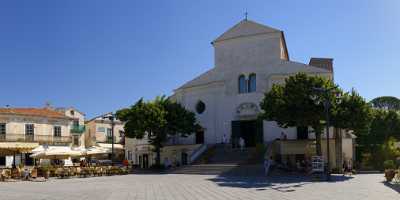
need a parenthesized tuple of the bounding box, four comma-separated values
(0, 115, 70, 137)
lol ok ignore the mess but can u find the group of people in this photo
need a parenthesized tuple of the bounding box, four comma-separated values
(222, 134, 246, 150)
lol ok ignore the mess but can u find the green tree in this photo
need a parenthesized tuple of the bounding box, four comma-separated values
(260, 73, 371, 157)
(332, 89, 373, 133)
(370, 96, 400, 111)
(259, 73, 338, 156)
(116, 96, 199, 167)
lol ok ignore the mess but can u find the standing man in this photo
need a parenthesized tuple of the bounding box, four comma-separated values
(239, 137, 245, 151)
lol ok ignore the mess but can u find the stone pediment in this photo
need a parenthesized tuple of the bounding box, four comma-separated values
(236, 102, 259, 117)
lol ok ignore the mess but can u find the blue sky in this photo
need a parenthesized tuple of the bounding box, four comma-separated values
(0, 0, 399, 118)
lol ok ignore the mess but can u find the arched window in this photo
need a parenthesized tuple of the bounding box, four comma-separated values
(248, 73, 256, 92)
(238, 75, 246, 93)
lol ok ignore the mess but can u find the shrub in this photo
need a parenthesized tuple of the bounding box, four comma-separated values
(383, 160, 396, 169)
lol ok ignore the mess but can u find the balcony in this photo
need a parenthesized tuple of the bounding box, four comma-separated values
(70, 125, 85, 134)
(0, 134, 72, 144)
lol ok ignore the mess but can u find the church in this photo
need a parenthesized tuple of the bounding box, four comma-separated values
(125, 18, 355, 169)
(173, 18, 333, 145)
(171, 19, 355, 168)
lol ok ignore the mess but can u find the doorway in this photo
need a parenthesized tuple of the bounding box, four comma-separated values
(0, 156, 5, 166)
(25, 153, 33, 166)
(297, 126, 308, 140)
(181, 152, 188, 165)
(231, 120, 263, 147)
(195, 130, 204, 144)
(140, 154, 149, 169)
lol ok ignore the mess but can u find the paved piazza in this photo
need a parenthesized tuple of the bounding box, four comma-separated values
(0, 174, 398, 200)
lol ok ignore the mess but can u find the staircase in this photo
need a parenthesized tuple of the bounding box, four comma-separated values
(169, 144, 265, 177)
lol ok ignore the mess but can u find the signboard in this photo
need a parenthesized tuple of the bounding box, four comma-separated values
(311, 156, 324, 173)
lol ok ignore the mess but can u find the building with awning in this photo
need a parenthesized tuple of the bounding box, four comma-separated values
(0, 107, 85, 167)
(84, 113, 125, 161)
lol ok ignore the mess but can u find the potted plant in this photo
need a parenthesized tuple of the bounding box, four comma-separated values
(40, 164, 51, 179)
(384, 160, 396, 182)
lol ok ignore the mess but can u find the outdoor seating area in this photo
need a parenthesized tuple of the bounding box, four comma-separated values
(0, 165, 130, 182)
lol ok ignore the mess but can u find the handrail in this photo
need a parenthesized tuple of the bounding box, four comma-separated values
(189, 144, 208, 164)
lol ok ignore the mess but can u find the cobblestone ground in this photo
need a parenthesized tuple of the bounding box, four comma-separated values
(0, 174, 398, 200)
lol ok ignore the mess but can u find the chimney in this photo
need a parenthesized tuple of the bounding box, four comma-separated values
(309, 58, 333, 73)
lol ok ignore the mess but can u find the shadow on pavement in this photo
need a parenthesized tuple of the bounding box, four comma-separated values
(383, 181, 400, 193)
(207, 165, 354, 191)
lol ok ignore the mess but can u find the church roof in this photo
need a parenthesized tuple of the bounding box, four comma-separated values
(276, 60, 331, 74)
(212, 19, 281, 44)
(176, 68, 220, 90)
(176, 61, 331, 90)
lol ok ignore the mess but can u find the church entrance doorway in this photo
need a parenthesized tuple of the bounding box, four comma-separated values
(231, 120, 263, 147)
(195, 130, 204, 144)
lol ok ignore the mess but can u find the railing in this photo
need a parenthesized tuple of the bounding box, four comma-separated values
(0, 134, 72, 144)
(189, 144, 208, 164)
(70, 125, 85, 134)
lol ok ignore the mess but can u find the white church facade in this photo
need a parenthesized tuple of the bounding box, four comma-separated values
(171, 19, 355, 168)
(125, 19, 355, 169)
(173, 19, 333, 144)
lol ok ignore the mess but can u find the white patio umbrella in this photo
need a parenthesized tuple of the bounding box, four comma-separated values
(85, 146, 109, 156)
(30, 146, 83, 159)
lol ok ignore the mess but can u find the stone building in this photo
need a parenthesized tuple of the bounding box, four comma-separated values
(85, 113, 125, 160)
(0, 107, 80, 167)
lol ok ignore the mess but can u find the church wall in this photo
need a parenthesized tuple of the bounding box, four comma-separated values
(176, 85, 223, 144)
(214, 33, 282, 70)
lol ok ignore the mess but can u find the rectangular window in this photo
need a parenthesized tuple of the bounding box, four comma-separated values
(127, 151, 132, 160)
(54, 126, 61, 137)
(0, 123, 5, 134)
(73, 120, 79, 127)
(107, 128, 113, 143)
(25, 124, 34, 135)
(97, 127, 105, 132)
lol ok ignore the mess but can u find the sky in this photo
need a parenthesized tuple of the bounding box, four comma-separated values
(0, 0, 399, 118)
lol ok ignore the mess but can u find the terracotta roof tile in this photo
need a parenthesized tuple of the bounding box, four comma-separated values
(0, 108, 69, 119)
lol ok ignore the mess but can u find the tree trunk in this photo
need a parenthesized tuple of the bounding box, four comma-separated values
(155, 146, 161, 166)
(314, 128, 322, 156)
(335, 128, 343, 173)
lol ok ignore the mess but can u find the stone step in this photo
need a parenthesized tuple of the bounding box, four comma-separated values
(170, 164, 264, 177)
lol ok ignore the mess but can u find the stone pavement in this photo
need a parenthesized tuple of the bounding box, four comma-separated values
(0, 174, 398, 200)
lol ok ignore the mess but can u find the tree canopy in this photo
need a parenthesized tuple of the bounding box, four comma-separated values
(116, 96, 199, 167)
(332, 89, 373, 133)
(260, 73, 371, 156)
(370, 96, 400, 111)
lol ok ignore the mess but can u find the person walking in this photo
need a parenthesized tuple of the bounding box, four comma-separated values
(239, 137, 245, 151)
(222, 134, 227, 145)
(264, 157, 271, 176)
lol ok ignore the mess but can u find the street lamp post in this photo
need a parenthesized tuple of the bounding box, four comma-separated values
(324, 99, 331, 181)
(313, 87, 338, 181)
(103, 113, 115, 165)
